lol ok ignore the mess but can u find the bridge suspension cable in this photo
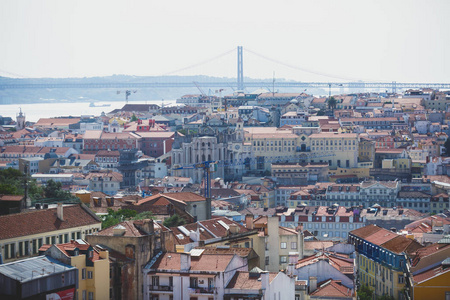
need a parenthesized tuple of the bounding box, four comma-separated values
(244, 47, 365, 82)
(161, 48, 236, 76)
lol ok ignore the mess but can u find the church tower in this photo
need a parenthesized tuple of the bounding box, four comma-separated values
(16, 108, 26, 130)
(235, 117, 244, 142)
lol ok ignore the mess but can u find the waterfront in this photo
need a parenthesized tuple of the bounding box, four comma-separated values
(0, 100, 176, 122)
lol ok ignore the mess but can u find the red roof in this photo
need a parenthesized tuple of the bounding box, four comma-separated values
(226, 271, 278, 289)
(310, 280, 353, 297)
(0, 204, 101, 240)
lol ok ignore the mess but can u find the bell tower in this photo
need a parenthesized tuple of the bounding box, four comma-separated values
(16, 108, 26, 130)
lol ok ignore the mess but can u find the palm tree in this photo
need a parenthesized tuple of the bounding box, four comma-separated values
(327, 96, 337, 110)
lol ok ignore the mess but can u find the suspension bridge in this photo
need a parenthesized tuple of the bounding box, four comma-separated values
(1, 46, 449, 91)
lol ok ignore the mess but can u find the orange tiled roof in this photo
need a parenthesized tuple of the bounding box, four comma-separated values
(0, 204, 101, 240)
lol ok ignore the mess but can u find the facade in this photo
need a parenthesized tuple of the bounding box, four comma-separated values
(225, 270, 295, 300)
(86, 171, 123, 195)
(308, 133, 359, 169)
(0, 255, 77, 300)
(396, 191, 431, 213)
(271, 163, 329, 185)
(348, 225, 423, 300)
(172, 135, 228, 183)
(360, 180, 399, 207)
(279, 205, 366, 240)
(0, 203, 102, 264)
(86, 219, 160, 300)
(41, 240, 110, 300)
(143, 251, 248, 300)
(82, 131, 139, 153)
(251, 216, 304, 272)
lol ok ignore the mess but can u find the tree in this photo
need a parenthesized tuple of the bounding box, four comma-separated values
(0, 168, 43, 199)
(327, 96, 337, 110)
(43, 179, 74, 200)
(101, 208, 138, 229)
(130, 114, 138, 122)
(163, 214, 186, 227)
(133, 211, 156, 220)
(444, 137, 450, 156)
(316, 109, 326, 116)
(357, 285, 374, 300)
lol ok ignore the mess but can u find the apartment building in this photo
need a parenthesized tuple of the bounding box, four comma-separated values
(348, 225, 423, 299)
(40, 240, 110, 300)
(0, 203, 102, 263)
(308, 132, 359, 169)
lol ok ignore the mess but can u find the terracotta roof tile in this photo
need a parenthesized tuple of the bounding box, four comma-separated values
(0, 204, 101, 240)
(226, 271, 278, 289)
(310, 280, 353, 297)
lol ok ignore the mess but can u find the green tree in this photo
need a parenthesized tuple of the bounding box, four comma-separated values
(101, 208, 138, 229)
(357, 285, 374, 300)
(131, 114, 138, 122)
(444, 137, 450, 156)
(316, 109, 326, 116)
(163, 214, 186, 227)
(133, 211, 156, 220)
(0, 168, 43, 199)
(43, 179, 74, 200)
(327, 96, 337, 110)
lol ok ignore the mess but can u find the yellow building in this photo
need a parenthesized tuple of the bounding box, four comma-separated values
(0, 203, 102, 264)
(245, 127, 301, 170)
(349, 225, 422, 299)
(411, 260, 450, 299)
(309, 132, 359, 169)
(40, 240, 110, 300)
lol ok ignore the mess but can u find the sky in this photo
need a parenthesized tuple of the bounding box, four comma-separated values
(1, 0, 449, 83)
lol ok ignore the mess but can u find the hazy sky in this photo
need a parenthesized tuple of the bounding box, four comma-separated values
(1, 0, 449, 82)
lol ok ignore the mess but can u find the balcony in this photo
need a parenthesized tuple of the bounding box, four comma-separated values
(149, 285, 173, 292)
(189, 287, 215, 294)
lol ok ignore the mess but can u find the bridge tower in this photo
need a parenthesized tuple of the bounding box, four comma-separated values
(237, 46, 244, 91)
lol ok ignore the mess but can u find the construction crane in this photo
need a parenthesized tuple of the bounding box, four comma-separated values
(117, 90, 137, 104)
(193, 81, 206, 97)
(172, 161, 218, 220)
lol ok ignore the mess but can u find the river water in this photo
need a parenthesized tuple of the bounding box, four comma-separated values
(0, 100, 176, 122)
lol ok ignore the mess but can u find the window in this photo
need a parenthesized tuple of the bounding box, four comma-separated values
(280, 256, 287, 263)
(82, 268, 86, 279)
(291, 242, 297, 249)
(88, 292, 94, 300)
(190, 277, 198, 288)
(398, 274, 404, 284)
(88, 271, 93, 279)
(82, 290, 86, 300)
(152, 276, 159, 286)
(265, 256, 269, 265)
(280, 242, 287, 249)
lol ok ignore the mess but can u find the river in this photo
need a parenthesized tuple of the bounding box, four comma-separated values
(0, 100, 176, 122)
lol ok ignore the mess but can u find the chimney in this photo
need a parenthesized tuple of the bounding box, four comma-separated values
(189, 230, 200, 242)
(289, 252, 299, 264)
(180, 252, 191, 271)
(261, 271, 270, 292)
(229, 223, 240, 234)
(287, 263, 295, 277)
(57, 203, 64, 221)
(245, 214, 254, 230)
(113, 224, 126, 236)
(309, 276, 317, 293)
